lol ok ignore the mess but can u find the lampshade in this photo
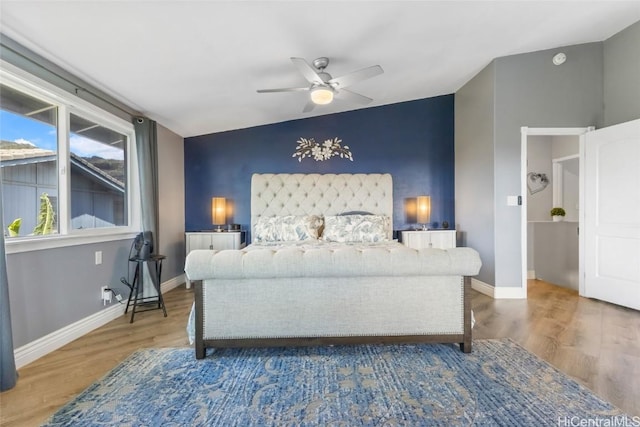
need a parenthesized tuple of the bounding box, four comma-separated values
(416, 196, 431, 227)
(310, 86, 334, 105)
(211, 197, 226, 226)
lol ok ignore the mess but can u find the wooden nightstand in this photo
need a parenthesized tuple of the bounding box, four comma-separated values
(185, 231, 246, 288)
(400, 230, 456, 249)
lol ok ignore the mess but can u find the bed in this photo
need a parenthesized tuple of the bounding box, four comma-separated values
(184, 173, 481, 358)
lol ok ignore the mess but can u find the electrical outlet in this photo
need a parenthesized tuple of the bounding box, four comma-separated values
(101, 286, 111, 305)
(95, 251, 102, 265)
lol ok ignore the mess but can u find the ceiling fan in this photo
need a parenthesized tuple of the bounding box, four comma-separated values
(256, 57, 384, 112)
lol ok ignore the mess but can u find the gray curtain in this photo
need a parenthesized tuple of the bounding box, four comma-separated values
(133, 117, 160, 291)
(0, 175, 18, 391)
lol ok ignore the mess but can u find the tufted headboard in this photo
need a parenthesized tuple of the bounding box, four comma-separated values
(251, 173, 393, 240)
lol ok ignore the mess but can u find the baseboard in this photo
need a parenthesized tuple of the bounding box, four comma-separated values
(527, 270, 536, 280)
(14, 273, 186, 369)
(471, 278, 527, 299)
(161, 273, 184, 294)
(14, 302, 125, 369)
(494, 286, 527, 299)
(471, 278, 495, 297)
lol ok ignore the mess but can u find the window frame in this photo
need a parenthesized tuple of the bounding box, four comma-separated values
(1, 61, 141, 254)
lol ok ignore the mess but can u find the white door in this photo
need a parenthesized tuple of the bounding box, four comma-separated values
(584, 119, 640, 310)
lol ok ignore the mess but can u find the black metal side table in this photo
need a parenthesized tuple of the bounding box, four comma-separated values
(125, 254, 168, 323)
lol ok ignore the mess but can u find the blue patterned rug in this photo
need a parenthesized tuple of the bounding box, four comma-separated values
(43, 339, 628, 426)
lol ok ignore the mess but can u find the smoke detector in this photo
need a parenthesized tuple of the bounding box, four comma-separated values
(552, 52, 567, 65)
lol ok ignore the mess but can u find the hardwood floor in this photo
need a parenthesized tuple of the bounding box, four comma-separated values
(0, 286, 195, 427)
(1, 280, 638, 426)
(473, 280, 640, 417)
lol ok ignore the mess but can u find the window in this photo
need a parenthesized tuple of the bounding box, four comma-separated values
(0, 70, 136, 248)
(1, 84, 59, 237)
(69, 113, 127, 230)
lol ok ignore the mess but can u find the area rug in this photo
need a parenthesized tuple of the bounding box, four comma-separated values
(43, 339, 628, 426)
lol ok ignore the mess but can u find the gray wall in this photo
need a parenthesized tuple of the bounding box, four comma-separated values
(492, 42, 603, 287)
(454, 62, 496, 285)
(526, 136, 553, 222)
(527, 136, 579, 222)
(2, 35, 186, 352)
(604, 21, 640, 126)
(7, 125, 185, 349)
(157, 124, 185, 280)
(456, 42, 604, 288)
(531, 222, 579, 290)
(552, 135, 580, 159)
(526, 135, 579, 289)
(456, 19, 640, 291)
(7, 239, 133, 347)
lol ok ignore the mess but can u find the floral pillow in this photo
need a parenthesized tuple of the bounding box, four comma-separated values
(322, 214, 390, 243)
(254, 215, 323, 242)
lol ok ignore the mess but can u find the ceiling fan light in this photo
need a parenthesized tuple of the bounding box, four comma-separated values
(310, 87, 333, 105)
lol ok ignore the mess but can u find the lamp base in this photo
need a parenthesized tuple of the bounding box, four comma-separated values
(213, 225, 225, 232)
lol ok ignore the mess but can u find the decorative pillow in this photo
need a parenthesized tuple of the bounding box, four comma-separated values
(322, 214, 390, 243)
(254, 215, 323, 242)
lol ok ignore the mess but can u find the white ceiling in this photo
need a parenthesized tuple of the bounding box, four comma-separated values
(1, 1, 639, 138)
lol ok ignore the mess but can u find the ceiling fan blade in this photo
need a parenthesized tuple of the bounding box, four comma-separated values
(291, 57, 323, 84)
(302, 99, 316, 113)
(336, 88, 373, 105)
(329, 65, 383, 89)
(257, 87, 308, 93)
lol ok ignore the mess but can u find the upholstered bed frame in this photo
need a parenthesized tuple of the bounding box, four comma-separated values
(184, 173, 481, 358)
(250, 173, 394, 240)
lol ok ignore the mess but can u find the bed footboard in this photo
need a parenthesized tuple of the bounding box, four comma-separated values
(194, 276, 472, 358)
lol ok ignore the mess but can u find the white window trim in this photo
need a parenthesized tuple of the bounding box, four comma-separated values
(1, 61, 142, 254)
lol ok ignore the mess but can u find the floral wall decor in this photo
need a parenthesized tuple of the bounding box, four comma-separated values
(292, 137, 353, 162)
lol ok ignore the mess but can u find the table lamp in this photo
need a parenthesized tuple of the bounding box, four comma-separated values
(416, 196, 431, 230)
(211, 197, 226, 231)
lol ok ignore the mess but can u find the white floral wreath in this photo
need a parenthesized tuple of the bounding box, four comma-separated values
(292, 137, 353, 162)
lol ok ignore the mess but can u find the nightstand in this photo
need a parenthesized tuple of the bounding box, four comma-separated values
(185, 231, 246, 288)
(400, 230, 456, 249)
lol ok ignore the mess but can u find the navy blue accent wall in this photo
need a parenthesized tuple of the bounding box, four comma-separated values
(184, 95, 454, 238)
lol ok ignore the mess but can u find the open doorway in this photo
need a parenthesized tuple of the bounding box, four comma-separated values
(519, 127, 592, 297)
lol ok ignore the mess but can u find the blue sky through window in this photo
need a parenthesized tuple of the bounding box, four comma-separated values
(0, 110, 56, 151)
(1, 110, 124, 160)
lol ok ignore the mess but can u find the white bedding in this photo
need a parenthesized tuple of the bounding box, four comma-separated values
(184, 240, 481, 281)
(245, 239, 402, 251)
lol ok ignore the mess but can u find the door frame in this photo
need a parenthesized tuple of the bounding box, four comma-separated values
(520, 127, 593, 297)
